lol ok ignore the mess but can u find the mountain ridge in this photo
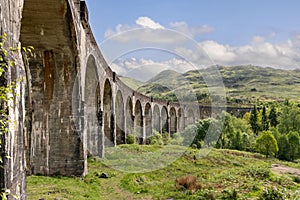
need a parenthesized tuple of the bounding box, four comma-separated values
(122, 65, 300, 103)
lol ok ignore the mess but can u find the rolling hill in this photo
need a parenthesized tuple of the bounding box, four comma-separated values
(118, 76, 144, 90)
(131, 65, 300, 104)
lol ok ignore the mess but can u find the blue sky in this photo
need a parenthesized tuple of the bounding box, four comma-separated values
(86, 0, 300, 81)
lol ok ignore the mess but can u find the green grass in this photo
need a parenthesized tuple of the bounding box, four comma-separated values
(118, 76, 144, 90)
(27, 146, 300, 200)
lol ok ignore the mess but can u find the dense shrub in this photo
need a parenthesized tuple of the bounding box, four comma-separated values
(126, 134, 135, 144)
(162, 131, 171, 145)
(146, 131, 163, 145)
(259, 186, 287, 200)
(170, 132, 183, 145)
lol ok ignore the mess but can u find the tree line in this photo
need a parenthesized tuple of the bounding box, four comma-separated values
(181, 100, 300, 161)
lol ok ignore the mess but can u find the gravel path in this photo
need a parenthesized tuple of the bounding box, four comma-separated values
(271, 164, 300, 176)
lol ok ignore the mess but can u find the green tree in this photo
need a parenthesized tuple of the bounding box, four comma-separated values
(250, 105, 260, 135)
(216, 112, 234, 149)
(287, 131, 300, 161)
(255, 131, 278, 158)
(277, 134, 290, 161)
(269, 105, 278, 127)
(262, 105, 269, 131)
(278, 104, 300, 134)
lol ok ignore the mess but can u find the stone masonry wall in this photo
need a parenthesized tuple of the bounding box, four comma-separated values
(20, 0, 86, 176)
(0, 0, 26, 199)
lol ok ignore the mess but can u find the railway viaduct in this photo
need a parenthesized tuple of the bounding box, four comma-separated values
(0, 0, 250, 199)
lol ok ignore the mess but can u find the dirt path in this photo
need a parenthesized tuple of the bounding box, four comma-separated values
(271, 164, 300, 176)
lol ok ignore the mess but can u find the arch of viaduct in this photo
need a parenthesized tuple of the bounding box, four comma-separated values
(18, 0, 251, 177)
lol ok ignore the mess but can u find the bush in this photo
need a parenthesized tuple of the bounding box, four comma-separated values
(259, 186, 287, 200)
(221, 189, 238, 200)
(170, 132, 183, 145)
(126, 134, 135, 144)
(246, 166, 270, 179)
(146, 131, 163, 145)
(162, 131, 171, 145)
(292, 176, 300, 184)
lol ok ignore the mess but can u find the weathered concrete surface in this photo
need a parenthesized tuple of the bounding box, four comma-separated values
(20, 0, 86, 176)
(0, 0, 26, 199)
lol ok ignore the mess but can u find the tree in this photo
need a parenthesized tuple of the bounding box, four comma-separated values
(250, 105, 260, 135)
(269, 105, 278, 127)
(278, 104, 300, 134)
(287, 131, 300, 161)
(255, 131, 278, 158)
(262, 105, 269, 131)
(277, 134, 290, 161)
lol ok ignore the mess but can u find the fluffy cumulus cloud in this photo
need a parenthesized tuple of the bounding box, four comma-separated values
(103, 16, 212, 43)
(174, 35, 300, 70)
(103, 17, 300, 80)
(135, 17, 165, 29)
(110, 58, 195, 82)
(202, 35, 300, 69)
(104, 16, 165, 38)
(110, 35, 300, 81)
(170, 21, 214, 37)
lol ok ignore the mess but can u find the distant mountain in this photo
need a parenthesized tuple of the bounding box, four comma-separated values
(123, 65, 300, 104)
(147, 70, 181, 84)
(118, 76, 144, 90)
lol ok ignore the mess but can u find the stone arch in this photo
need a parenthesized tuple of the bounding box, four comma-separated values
(103, 79, 114, 147)
(134, 100, 143, 144)
(125, 97, 133, 137)
(161, 106, 168, 133)
(169, 107, 177, 136)
(186, 108, 195, 125)
(85, 55, 100, 155)
(153, 105, 160, 132)
(115, 90, 125, 145)
(177, 108, 184, 132)
(144, 103, 152, 137)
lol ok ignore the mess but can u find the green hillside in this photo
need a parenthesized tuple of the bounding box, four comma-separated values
(27, 146, 300, 199)
(118, 76, 144, 90)
(136, 65, 300, 104)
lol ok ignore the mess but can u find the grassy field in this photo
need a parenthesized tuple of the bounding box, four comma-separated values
(27, 146, 300, 200)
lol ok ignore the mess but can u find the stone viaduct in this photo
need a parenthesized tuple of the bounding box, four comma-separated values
(20, 0, 203, 177)
(0, 0, 251, 199)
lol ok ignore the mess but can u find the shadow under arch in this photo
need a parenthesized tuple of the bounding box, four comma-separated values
(115, 90, 125, 145)
(144, 103, 152, 137)
(153, 105, 160, 132)
(125, 96, 134, 138)
(103, 79, 114, 147)
(169, 107, 177, 136)
(161, 106, 168, 133)
(85, 55, 102, 156)
(134, 100, 143, 144)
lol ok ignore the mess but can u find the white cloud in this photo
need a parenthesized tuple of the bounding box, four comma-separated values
(202, 35, 300, 69)
(103, 16, 213, 44)
(104, 24, 135, 38)
(108, 34, 300, 82)
(200, 40, 236, 63)
(172, 34, 300, 70)
(170, 21, 214, 37)
(102, 17, 300, 74)
(110, 58, 195, 82)
(135, 17, 165, 30)
(104, 16, 164, 39)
